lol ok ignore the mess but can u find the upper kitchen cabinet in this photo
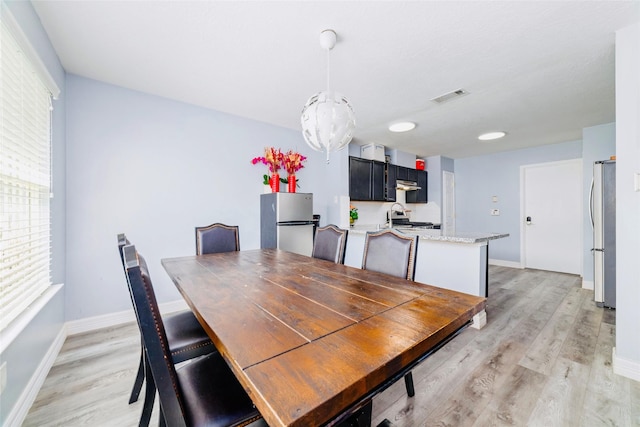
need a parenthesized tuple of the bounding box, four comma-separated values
(407, 168, 418, 182)
(385, 163, 397, 202)
(396, 166, 418, 182)
(396, 166, 408, 181)
(406, 170, 428, 203)
(349, 156, 385, 201)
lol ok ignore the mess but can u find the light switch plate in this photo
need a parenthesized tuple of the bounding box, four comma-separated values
(635, 173, 640, 192)
(492, 196, 498, 203)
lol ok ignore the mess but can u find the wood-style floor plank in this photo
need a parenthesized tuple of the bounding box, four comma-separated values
(526, 357, 591, 427)
(23, 322, 159, 427)
(471, 365, 548, 427)
(24, 266, 639, 427)
(581, 319, 632, 427)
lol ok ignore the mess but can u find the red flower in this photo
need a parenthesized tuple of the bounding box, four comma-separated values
(252, 147, 282, 174)
(282, 150, 307, 175)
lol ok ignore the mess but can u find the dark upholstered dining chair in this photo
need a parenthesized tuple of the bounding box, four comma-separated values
(195, 223, 240, 255)
(362, 229, 418, 280)
(362, 229, 419, 398)
(117, 234, 216, 426)
(122, 244, 264, 427)
(312, 224, 349, 264)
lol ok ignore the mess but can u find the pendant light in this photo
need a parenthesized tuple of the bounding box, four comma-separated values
(301, 29, 356, 163)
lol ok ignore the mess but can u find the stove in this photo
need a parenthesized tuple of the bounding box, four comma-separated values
(390, 218, 435, 229)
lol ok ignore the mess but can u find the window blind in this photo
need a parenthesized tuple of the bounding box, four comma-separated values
(0, 19, 53, 331)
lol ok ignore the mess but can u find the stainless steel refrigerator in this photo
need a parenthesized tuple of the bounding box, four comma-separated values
(590, 160, 616, 308)
(261, 193, 314, 256)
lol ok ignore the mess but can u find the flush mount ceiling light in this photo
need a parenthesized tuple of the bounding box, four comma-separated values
(478, 131, 506, 141)
(301, 29, 356, 163)
(389, 122, 416, 133)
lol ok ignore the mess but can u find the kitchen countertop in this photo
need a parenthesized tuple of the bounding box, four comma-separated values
(348, 225, 509, 244)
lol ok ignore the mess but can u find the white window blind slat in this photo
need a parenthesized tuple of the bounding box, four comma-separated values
(0, 18, 53, 331)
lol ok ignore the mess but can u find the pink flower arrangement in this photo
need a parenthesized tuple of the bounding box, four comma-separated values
(252, 147, 307, 185)
(282, 150, 307, 175)
(252, 147, 283, 175)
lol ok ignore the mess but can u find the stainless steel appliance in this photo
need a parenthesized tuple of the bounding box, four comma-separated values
(590, 160, 616, 308)
(261, 193, 314, 256)
(387, 203, 434, 229)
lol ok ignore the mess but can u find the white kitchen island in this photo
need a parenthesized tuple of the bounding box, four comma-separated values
(344, 226, 509, 328)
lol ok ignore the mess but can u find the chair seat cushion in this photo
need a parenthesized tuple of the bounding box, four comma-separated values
(165, 310, 216, 364)
(178, 352, 262, 427)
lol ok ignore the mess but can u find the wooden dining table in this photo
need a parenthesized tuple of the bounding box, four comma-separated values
(161, 249, 486, 427)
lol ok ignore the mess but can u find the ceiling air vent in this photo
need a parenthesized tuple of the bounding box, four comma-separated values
(431, 88, 469, 104)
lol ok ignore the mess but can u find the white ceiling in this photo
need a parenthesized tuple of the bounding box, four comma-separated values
(31, 1, 640, 159)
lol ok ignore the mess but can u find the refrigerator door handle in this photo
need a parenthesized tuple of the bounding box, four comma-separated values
(589, 177, 595, 229)
(277, 221, 315, 226)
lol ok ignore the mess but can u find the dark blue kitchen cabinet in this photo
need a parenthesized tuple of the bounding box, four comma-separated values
(396, 166, 409, 181)
(349, 156, 385, 201)
(385, 163, 397, 202)
(406, 170, 428, 203)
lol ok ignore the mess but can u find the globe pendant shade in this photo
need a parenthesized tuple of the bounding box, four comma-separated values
(301, 90, 356, 162)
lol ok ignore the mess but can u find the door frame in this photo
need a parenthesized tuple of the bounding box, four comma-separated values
(519, 158, 583, 273)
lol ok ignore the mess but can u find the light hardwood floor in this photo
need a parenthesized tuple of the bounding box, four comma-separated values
(24, 266, 640, 426)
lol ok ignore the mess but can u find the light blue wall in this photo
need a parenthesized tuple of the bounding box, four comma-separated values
(581, 123, 616, 284)
(0, 1, 66, 425)
(64, 74, 345, 321)
(455, 140, 583, 262)
(425, 156, 443, 208)
(614, 22, 640, 370)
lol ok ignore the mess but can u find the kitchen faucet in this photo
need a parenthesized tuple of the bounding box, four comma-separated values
(388, 202, 406, 228)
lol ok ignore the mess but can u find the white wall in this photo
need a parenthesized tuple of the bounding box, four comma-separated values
(614, 22, 640, 380)
(455, 140, 583, 263)
(64, 74, 345, 321)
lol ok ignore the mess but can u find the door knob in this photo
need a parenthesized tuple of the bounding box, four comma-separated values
(526, 216, 532, 225)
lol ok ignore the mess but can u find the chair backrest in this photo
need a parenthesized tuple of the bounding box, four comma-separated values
(117, 233, 130, 268)
(312, 224, 348, 264)
(123, 244, 188, 427)
(195, 223, 240, 255)
(118, 233, 144, 331)
(362, 229, 419, 280)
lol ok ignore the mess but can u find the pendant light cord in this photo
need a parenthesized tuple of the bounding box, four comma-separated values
(326, 47, 331, 93)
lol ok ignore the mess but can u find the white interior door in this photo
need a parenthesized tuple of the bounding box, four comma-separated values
(522, 159, 582, 274)
(442, 171, 455, 233)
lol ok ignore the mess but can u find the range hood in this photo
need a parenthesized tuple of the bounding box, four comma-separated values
(396, 179, 421, 191)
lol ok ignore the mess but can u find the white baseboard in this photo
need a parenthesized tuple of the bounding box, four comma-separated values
(489, 259, 522, 269)
(582, 280, 594, 290)
(65, 307, 135, 335)
(612, 347, 640, 382)
(65, 299, 189, 336)
(5, 299, 190, 425)
(4, 325, 67, 427)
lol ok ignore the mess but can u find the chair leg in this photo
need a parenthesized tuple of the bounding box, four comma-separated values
(404, 372, 415, 397)
(129, 343, 146, 404)
(138, 355, 156, 427)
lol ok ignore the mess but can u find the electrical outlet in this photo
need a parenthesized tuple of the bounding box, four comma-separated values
(0, 362, 7, 396)
(491, 209, 500, 216)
